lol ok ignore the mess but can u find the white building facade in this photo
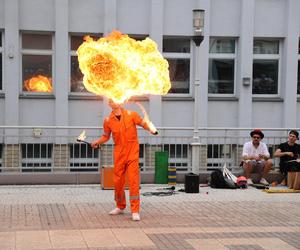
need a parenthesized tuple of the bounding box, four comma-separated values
(0, 0, 299, 181)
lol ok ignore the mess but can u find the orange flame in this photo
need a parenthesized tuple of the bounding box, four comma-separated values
(24, 75, 53, 93)
(77, 30, 171, 103)
(77, 130, 86, 141)
(135, 102, 157, 134)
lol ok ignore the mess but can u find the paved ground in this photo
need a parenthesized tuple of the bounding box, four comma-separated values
(0, 184, 299, 250)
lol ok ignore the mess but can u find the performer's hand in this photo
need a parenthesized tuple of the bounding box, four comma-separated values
(91, 141, 99, 149)
(286, 152, 294, 157)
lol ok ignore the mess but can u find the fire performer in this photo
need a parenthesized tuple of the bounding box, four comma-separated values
(91, 99, 157, 221)
(77, 31, 170, 220)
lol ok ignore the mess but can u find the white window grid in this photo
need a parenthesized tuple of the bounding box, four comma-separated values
(252, 39, 281, 97)
(208, 38, 237, 97)
(20, 32, 54, 95)
(163, 40, 192, 97)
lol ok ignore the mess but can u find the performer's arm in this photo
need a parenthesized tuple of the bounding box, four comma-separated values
(133, 112, 157, 134)
(91, 118, 111, 148)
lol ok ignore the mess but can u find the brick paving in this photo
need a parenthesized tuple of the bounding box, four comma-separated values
(0, 184, 299, 249)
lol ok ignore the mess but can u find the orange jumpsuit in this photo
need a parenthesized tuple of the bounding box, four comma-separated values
(99, 108, 150, 213)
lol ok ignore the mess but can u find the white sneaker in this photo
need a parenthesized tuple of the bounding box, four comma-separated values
(109, 208, 124, 215)
(260, 178, 269, 185)
(132, 213, 140, 221)
(247, 178, 254, 185)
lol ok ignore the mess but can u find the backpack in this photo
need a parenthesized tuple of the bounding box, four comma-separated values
(210, 169, 237, 189)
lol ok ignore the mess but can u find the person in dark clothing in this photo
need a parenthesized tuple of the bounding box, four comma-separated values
(274, 130, 300, 185)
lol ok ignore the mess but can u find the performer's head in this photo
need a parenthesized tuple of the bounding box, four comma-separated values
(108, 98, 121, 110)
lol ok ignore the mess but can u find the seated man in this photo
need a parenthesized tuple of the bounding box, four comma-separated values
(242, 129, 273, 185)
(274, 130, 300, 185)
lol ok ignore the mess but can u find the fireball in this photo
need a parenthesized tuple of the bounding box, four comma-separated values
(24, 75, 53, 93)
(77, 30, 171, 103)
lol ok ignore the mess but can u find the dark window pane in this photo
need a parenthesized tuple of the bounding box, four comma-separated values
(0, 33, 2, 47)
(207, 145, 231, 158)
(0, 54, 2, 90)
(22, 55, 52, 93)
(71, 35, 101, 51)
(71, 36, 85, 51)
(298, 39, 300, 54)
(22, 34, 52, 50)
(70, 56, 85, 92)
(297, 61, 300, 95)
(209, 38, 235, 53)
(163, 144, 188, 158)
(253, 60, 278, 94)
(21, 144, 52, 158)
(253, 40, 279, 54)
(128, 34, 148, 41)
(208, 59, 234, 94)
(167, 58, 190, 93)
(70, 144, 98, 158)
(163, 38, 190, 53)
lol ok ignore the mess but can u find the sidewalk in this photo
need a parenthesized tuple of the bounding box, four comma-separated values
(0, 184, 299, 250)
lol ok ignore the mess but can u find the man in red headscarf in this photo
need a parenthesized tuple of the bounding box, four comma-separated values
(91, 99, 157, 221)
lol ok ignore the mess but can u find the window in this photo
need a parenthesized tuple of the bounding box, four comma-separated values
(70, 34, 101, 93)
(69, 144, 99, 171)
(0, 33, 2, 90)
(22, 33, 53, 93)
(163, 144, 190, 171)
(163, 37, 191, 94)
(0, 144, 2, 171)
(297, 39, 300, 94)
(253, 39, 280, 95)
(21, 144, 52, 172)
(207, 144, 234, 170)
(208, 38, 236, 94)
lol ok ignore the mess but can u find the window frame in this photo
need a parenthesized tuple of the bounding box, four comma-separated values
(208, 37, 237, 97)
(20, 31, 54, 95)
(0, 31, 3, 92)
(297, 38, 300, 96)
(21, 143, 53, 172)
(69, 33, 102, 96)
(163, 37, 193, 97)
(252, 38, 281, 97)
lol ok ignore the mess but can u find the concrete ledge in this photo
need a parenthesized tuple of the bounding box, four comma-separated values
(0, 171, 284, 185)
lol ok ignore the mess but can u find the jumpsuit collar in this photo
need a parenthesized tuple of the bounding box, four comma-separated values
(110, 108, 125, 121)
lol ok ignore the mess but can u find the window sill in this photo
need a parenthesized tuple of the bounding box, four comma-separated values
(162, 95, 194, 101)
(19, 93, 55, 99)
(252, 96, 283, 102)
(68, 94, 102, 100)
(208, 96, 238, 101)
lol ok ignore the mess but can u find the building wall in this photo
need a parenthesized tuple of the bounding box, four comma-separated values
(0, 0, 299, 131)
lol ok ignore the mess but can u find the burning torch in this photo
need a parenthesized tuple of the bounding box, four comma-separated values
(77, 130, 102, 149)
(76, 130, 90, 145)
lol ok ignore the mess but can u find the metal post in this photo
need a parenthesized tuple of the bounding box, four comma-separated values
(191, 9, 205, 174)
(191, 39, 202, 174)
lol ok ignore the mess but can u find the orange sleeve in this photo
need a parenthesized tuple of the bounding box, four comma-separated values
(98, 118, 111, 144)
(132, 111, 150, 132)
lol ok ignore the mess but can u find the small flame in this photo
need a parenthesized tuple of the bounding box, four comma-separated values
(24, 75, 53, 93)
(77, 30, 171, 104)
(77, 130, 86, 141)
(135, 102, 157, 134)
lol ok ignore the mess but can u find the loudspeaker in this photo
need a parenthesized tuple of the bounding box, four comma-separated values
(185, 173, 199, 193)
